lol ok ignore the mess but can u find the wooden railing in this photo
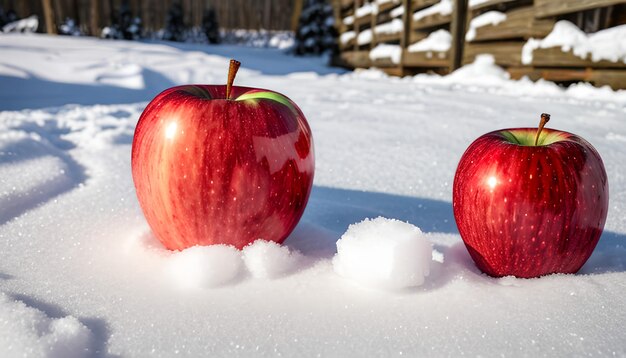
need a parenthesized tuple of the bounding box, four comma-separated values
(332, 0, 626, 89)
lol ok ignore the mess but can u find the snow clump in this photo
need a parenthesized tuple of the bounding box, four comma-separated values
(165, 245, 242, 288)
(0, 292, 93, 358)
(333, 217, 432, 290)
(242, 240, 302, 279)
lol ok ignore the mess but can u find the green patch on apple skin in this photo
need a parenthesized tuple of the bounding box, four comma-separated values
(235, 91, 297, 114)
(501, 129, 568, 146)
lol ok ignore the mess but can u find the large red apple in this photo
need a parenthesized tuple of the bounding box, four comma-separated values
(453, 114, 608, 278)
(132, 60, 314, 250)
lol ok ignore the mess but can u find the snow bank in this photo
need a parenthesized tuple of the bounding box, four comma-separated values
(242, 240, 302, 279)
(2, 15, 38, 33)
(166, 245, 242, 288)
(413, 0, 452, 22)
(0, 292, 93, 357)
(523, 21, 626, 65)
(408, 29, 451, 53)
(374, 18, 403, 35)
(466, 11, 507, 41)
(333, 217, 432, 290)
(370, 44, 402, 64)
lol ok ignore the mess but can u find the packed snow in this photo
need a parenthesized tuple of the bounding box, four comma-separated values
(374, 18, 403, 35)
(2, 15, 39, 34)
(390, 5, 405, 18)
(355, 3, 379, 18)
(523, 20, 626, 65)
(333, 217, 432, 290)
(465, 11, 507, 41)
(369, 44, 402, 64)
(340, 30, 356, 45)
(242, 240, 302, 279)
(1, 34, 626, 357)
(357, 28, 373, 45)
(413, 0, 452, 22)
(408, 29, 451, 53)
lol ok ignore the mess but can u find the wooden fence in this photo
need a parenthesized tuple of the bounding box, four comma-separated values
(1, 0, 297, 36)
(332, 0, 626, 89)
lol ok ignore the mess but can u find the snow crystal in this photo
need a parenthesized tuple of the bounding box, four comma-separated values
(465, 11, 507, 41)
(242, 240, 302, 279)
(413, 0, 452, 22)
(369, 44, 402, 64)
(0, 292, 92, 358)
(522, 21, 626, 65)
(408, 29, 451, 53)
(333, 217, 432, 290)
(165, 245, 242, 288)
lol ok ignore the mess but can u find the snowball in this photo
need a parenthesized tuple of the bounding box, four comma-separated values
(0, 292, 93, 358)
(242, 240, 302, 279)
(165, 245, 242, 288)
(332, 217, 432, 290)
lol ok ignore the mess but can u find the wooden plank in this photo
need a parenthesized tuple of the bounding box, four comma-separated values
(376, 31, 402, 43)
(469, 0, 518, 12)
(404, 50, 450, 67)
(470, 6, 555, 42)
(340, 50, 372, 68)
(354, 13, 373, 27)
(534, 0, 626, 18)
(412, 0, 440, 11)
(463, 42, 524, 66)
(450, 0, 468, 70)
(340, 0, 355, 9)
(409, 30, 429, 43)
(531, 47, 626, 69)
(508, 67, 626, 90)
(371, 57, 399, 67)
(379, 1, 403, 13)
(412, 12, 452, 30)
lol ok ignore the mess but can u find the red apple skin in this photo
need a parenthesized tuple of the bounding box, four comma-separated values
(453, 128, 608, 278)
(132, 85, 314, 250)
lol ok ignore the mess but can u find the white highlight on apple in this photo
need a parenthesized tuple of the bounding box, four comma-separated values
(487, 176, 498, 189)
(165, 122, 177, 140)
(332, 217, 432, 290)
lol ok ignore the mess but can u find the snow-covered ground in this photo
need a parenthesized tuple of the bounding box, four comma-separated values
(1, 34, 626, 357)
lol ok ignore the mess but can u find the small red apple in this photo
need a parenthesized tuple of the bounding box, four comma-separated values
(132, 60, 314, 250)
(453, 114, 609, 278)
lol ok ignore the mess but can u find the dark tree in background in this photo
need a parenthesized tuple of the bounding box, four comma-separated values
(294, 0, 337, 55)
(0, 6, 18, 28)
(163, 2, 185, 42)
(202, 7, 220, 44)
(101, 2, 142, 40)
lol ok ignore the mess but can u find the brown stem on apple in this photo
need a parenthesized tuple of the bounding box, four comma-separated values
(226, 59, 241, 100)
(534, 113, 551, 146)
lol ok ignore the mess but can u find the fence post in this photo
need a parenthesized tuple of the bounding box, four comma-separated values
(42, 0, 57, 34)
(450, 0, 468, 71)
(400, 0, 413, 72)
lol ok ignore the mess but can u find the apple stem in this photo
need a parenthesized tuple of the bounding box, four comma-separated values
(226, 59, 241, 100)
(534, 113, 551, 146)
